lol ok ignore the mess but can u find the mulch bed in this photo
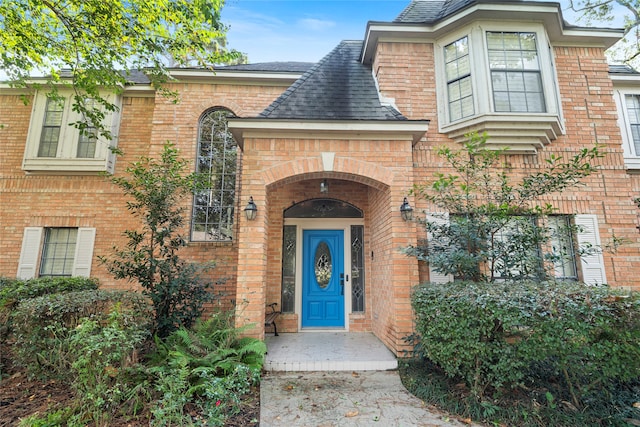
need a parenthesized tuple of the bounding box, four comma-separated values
(0, 368, 74, 427)
(0, 350, 260, 427)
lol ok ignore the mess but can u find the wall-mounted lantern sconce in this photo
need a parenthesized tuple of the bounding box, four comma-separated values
(320, 179, 329, 194)
(400, 197, 414, 221)
(244, 196, 257, 221)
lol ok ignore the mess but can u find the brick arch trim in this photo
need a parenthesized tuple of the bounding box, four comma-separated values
(261, 155, 393, 190)
(193, 100, 245, 121)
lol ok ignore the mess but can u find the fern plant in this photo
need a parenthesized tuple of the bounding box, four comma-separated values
(148, 311, 266, 426)
(153, 312, 266, 375)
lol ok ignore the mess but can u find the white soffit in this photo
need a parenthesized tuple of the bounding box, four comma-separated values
(361, 3, 622, 64)
(228, 119, 430, 147)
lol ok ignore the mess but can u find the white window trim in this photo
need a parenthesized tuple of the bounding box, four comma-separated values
(613, 87, 640, 171)
(17, 227, 96, 279)
(435, 22, 565, 153)
(22, 90, 121, 175)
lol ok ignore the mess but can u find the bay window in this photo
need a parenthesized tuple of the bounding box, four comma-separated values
(437, 24, 563, 152)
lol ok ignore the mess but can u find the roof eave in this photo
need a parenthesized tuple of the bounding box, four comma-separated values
(167, 69, 306, 86)
(361, 2, 623, 64)
(228, 118, 430, 149)
(0, 78, 159, 98)
(611, 72, 640, 85)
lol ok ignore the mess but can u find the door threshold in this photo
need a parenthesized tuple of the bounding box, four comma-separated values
(300, 327, 347, 332)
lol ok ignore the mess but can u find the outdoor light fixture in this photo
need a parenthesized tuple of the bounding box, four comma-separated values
(320, 179, 329, 194)
(244, 196, 257, 221)
(400, 197, 414, 221)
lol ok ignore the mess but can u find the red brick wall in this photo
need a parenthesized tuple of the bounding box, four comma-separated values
(0, 82, 292, 311)
(372, 40, 640, 291)
(235, 135, 419, 350)
(1, 95, 155, 290)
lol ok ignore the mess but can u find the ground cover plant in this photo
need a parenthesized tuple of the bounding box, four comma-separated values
(400, 357, 640, 427)
(0, 276, 264, 426)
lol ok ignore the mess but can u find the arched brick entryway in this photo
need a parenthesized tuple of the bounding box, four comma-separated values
(235, 148, 419, 356)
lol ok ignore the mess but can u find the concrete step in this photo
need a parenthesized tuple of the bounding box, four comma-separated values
(264, 332, 398, 372)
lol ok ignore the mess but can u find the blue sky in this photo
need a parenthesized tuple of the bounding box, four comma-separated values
(223, 0, 408, 63)
(221, 0, 583, 64)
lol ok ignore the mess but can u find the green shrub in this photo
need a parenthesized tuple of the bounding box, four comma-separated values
(411, 280, 640, 404)
(0, 277, 99, 340)
(149, 311, 266, 426)
(11, 289, 152, 379)
(0, 276, 99, 307)
(68, 307, 150, 425)
(100, 143, 215, 338)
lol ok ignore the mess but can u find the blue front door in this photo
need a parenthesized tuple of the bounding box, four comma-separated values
(302, 229, 345, 328)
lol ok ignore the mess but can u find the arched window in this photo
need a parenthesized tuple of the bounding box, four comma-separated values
(191, 108, 237, 241)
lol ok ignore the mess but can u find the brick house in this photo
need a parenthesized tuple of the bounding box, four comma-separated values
(2, 0, 640, 356)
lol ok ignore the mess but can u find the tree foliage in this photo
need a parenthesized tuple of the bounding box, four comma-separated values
(404, 132, 603, 282)
(99, 143, 213, 338)
(0, 0, 241, 142)
(569, 0, 640, 67)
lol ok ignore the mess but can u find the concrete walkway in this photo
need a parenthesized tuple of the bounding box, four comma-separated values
(260, 333, 479, 426)
(260, 370, 474, 426)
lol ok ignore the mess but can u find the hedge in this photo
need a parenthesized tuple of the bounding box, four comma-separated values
(411, 280, 640, 404)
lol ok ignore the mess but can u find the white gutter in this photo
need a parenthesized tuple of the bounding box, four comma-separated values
(168, 69, 305, 86)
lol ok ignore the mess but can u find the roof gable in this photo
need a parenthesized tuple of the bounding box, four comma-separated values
(260, 40, 405, 121)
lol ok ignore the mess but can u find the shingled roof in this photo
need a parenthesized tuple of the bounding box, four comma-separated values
(259, 40, 406, 121)
(609, 64, 640, 75)
(394, 0, 476, 23)
(214, 62, 314, 73)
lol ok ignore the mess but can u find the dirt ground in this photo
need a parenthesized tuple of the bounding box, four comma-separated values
(0, 352, 260, 427)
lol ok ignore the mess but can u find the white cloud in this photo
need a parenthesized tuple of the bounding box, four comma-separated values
(225, 9, 285, 34)
(297, 18, 336, 31)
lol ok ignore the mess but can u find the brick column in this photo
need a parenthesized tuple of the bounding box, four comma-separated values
(234, 187, 269, 339)
(391, 193, 420, 354)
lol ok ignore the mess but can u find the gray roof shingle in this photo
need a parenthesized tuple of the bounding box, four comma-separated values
(394, 0, 476, 23)
(214, 62, 315, 73)
(609, 64, 639, 74)
(260, 40, 406, 120)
